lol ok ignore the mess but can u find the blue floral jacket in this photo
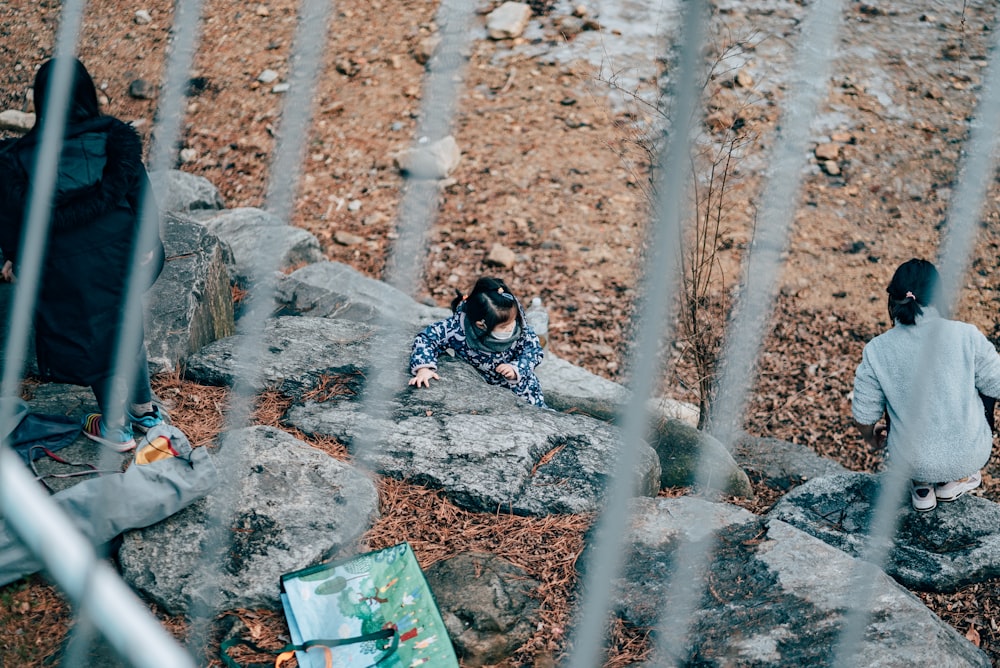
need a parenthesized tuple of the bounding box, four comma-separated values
(409, 309, 546, 407)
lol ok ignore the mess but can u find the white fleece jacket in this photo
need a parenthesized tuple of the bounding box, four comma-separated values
(852, 307, 1000, 482)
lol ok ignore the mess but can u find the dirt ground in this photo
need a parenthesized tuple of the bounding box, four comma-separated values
(4, 0, 1000, 664)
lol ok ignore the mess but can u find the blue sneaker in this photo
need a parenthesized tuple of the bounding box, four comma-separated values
(128, 405, 168, 434)
(83, 413, 136, 452)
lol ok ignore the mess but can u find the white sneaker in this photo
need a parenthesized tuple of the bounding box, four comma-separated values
(911, 481, 937, 512)
(935, 471, 982, 501)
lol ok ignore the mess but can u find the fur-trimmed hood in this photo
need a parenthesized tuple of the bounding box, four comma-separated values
(0, 116, 144, 262)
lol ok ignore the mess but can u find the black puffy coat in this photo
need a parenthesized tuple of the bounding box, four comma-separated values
(0, 116, 164, 386)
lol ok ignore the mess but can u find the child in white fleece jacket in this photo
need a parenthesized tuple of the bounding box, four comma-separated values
(852, 258, 1000, 511)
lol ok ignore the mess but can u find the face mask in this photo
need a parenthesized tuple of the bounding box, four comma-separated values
(490, 327, 515, 341)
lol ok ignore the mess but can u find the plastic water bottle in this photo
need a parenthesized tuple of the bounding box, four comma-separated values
(525, 296, 549, 348)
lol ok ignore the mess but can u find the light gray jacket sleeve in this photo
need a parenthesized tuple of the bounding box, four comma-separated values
(973, 328, 1000, 399)
(852, 345, 886, 426)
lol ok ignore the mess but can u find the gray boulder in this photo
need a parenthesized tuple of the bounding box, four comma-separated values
(607, 496, 990, 666)
(653, 419, 753, 497)
(534, 354, 751, 497)
(276, 268, 726, 501)
(286, 354, 661, 516)
(196, 207, 324, 285)
(769, 472, 1000, 592)
(118, 425, 379, 616)
(734, 434, 849, 491)
(186, 318, 660, 515)
(184, 316, 374, 398)
(275, 261, 449, 327)
(145, 213, 235, 374)
(150, 169, 226, 214)
(424, 552, 541, 667)
(535, 352, 699, 425)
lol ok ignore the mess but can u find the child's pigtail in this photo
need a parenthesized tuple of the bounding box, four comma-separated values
(450, 288, 466, 313)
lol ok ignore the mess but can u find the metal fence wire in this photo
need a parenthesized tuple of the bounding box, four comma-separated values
(1, 0, 999, 665)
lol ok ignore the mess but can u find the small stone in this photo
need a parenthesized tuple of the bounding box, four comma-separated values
(414, 35, 441, 65)
(255, 4, 269, 16)
(128, 79, 155, 100)
(734, 69, 753, 88)
(272, 83, 291, 94)
(815, 143, 840, 161)
(257, 69, 279, 84)
(486, 2, 532, 40)
(0, 109, 35, 132)
(556, 16, 585, 38)
(394, 135, 461, 179)
(335, 59, 361, 77)
(821, 160, 841, 176)
(572, 4, 589, 17)
(179, 148, 198, 163)
(347, 200, 362, 212)
(134, 9, 152, 24)
(485, 243, 517, 269)
(334, 230, 365, 246)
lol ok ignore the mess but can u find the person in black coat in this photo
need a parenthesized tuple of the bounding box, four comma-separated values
(0, 57, 166, 452)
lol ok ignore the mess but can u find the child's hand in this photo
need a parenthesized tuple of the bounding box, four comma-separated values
(856, 421, 887, 450)
(409, 367, 440, 388)
(874, 423, 887, 448)
(496, 363, 517, 380)
(2, 260, 14, 283)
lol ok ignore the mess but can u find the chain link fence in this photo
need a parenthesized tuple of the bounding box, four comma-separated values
(1, 0, 998, 665)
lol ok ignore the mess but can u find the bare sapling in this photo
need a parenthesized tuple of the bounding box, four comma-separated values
(601, 24, 763, 429)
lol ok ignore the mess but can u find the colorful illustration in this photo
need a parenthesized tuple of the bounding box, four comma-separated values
(280, 543, 459, 668)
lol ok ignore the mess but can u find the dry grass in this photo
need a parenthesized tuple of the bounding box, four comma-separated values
(0, 579, 71, 666)
(364, 477, 592, 664)
(151, 373, 230, 448)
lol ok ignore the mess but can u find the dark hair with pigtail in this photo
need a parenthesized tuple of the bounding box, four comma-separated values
(886, 258, 939, 325)
(450, 277, 522, 331)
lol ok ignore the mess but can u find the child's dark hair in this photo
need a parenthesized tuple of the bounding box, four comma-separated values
(887, 258, 939, 325)
(451, 277, 521, 330)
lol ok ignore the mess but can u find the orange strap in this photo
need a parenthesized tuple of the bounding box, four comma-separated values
(276, 646, 331, 668)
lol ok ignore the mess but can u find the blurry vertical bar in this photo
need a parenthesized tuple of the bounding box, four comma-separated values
(181, 0, 333, 657)
(107, 0, 205, 447)
(349, 0, 476, 460)
(652, 0, 847, 662)
(563, 1, 703, 665)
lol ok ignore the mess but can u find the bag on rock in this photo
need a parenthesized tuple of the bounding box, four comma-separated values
(278, 542, 459, 668)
